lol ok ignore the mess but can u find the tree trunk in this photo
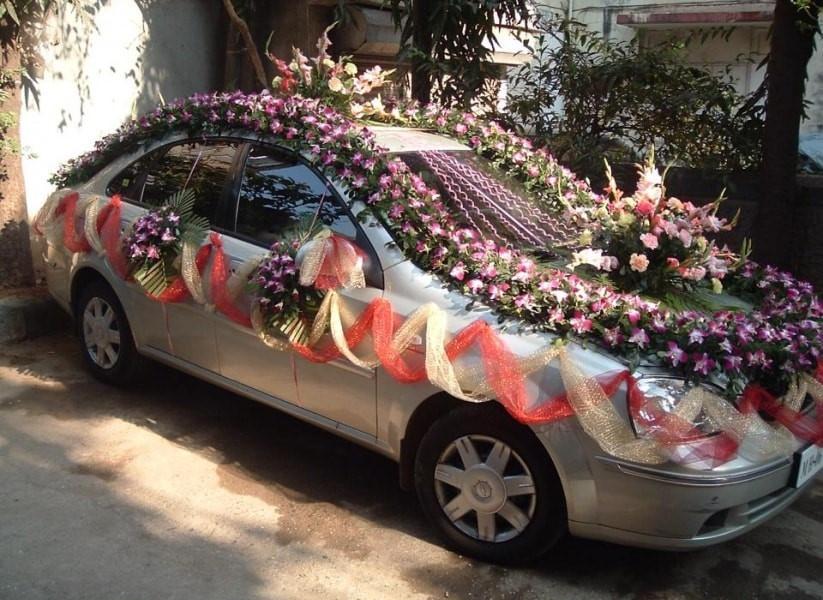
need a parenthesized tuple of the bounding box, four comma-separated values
(0, 41, 34, 289)
(411, 0, 434, 104)
(753, 0, 820, 270)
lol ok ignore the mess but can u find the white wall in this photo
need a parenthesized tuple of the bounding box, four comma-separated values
(20, 0, 223, 217)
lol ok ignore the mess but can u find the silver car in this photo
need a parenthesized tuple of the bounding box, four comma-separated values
(38, 126, 820, 563)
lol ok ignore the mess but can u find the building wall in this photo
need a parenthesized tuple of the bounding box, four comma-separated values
(535, 1, 823, 133)
(19, 0, 224, 218)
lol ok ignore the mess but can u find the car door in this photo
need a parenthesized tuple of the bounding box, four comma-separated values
(218, 144, 383, 436)
(107, 139, 241, 372)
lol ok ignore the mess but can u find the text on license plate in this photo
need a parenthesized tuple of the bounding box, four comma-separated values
(793, 444, 823, 488)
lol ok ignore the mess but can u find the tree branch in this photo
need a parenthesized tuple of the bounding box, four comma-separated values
(221, 0, 268, 90)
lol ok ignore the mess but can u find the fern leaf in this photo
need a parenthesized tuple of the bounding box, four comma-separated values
(165, 189, 198, 219)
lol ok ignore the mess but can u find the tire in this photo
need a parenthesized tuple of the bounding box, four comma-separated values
(76, 279, 145, 385)
(415, 403, 567, 564)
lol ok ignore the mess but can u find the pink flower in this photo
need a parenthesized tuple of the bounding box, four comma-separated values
(635, 200, 655, 216)
(515, 293, 534, 310)
(600, 255, 619, 272)
(450, 262, 466, 281)
(629, 253, 649, 273)
(629, 328, 650, 348)
(666, 257, 680, 270)
(570, 312, 593, 334)
(467, 279, 484, 293)
(480, 263, 497, 279)
(678, 229, 693, 248)
(640, 233, 659, 250)
(665, 341, 688, 366)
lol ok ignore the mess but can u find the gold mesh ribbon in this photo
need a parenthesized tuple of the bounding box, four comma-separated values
(687, 387, 795, 462)
(250, 304, 291, 351)
(298, 230, 366, 290)
(181, 238, 210, 307)
(554, 348, 665, 464)
(83, 196, 106, 256)
(34, 190, 68, 247)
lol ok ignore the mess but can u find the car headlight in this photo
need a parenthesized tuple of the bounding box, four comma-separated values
(631, 376, 738, 469)
(630, 376, 718, 438)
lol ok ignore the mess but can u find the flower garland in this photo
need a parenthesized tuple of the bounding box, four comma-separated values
(47, 90, 821, 397)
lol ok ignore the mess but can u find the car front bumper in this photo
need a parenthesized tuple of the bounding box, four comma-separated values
(566, 450, 813, 550)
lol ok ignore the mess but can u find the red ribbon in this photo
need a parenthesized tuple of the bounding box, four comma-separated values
(741, 384, 823, 446)
(58, 192, 93, 254)
(209, 233, 252, 327)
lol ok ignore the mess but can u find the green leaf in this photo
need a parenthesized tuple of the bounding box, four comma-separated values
(4, 1, 19, 25)
(134, 260, 169, 296)
(165, 188, 198, 220)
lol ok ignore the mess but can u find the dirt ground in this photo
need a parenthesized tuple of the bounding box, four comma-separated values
(1, 331, 822, 600)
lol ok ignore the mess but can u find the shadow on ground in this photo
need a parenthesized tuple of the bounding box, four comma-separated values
(1, 332, 821, 600)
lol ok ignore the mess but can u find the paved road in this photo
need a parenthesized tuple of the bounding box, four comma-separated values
(1, 332, 822, 600)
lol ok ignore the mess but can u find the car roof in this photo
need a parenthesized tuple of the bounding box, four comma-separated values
(368, 126, 471, 153)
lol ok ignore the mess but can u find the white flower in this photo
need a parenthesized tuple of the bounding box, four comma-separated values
(569, 248, 605, 271)
(636, 165, 662, 203)
(328, 77, 344, 92)
(344, 62, 358, 76)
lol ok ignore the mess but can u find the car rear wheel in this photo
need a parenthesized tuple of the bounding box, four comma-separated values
(77, 279, 145, 385)
(415, 404, 567, 564)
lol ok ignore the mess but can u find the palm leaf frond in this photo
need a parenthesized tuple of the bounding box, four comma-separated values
(134, 260, 170, 296)
(165, 189, 198, 220)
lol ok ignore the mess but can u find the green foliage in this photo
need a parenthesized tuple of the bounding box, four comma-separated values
(388, 0, 533, 108)
(506, 16, 764, 176)
(166, 188, 209, 246)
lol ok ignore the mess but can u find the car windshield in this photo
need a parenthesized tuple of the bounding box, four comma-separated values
(397, 150, 580, 257)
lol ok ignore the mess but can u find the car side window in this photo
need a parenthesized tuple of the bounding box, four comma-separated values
(141, 141, 239, 222)
(107, 148, 162, 202)
(108, 141, 239, 224)
(234, 146, 358, 245)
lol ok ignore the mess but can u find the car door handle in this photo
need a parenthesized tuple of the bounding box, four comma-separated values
(328, 358, 375, 379)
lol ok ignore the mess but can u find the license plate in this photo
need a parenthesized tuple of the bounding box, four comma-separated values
(791, 444, 823, 488)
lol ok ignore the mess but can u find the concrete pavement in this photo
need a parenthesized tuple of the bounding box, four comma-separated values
(1, 331, 822, 600)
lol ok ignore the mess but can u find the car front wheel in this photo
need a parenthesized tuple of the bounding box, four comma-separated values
(415, 404, 567, 564)
(76, 279, 144, 385)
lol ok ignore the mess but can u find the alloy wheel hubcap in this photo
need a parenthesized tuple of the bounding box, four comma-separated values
(434, 435, 537, 543)
(83, 297, 121, 369)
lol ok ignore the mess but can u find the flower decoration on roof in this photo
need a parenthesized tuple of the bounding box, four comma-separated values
(271, 24, 394, 113)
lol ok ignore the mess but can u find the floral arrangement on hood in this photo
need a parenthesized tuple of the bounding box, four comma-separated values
(568, 157, 742, 298)
(49, 73, 821, 396)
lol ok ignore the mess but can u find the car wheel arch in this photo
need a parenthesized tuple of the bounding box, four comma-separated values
(398, 394, 558, 492)
(70, 267, 117, 321)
